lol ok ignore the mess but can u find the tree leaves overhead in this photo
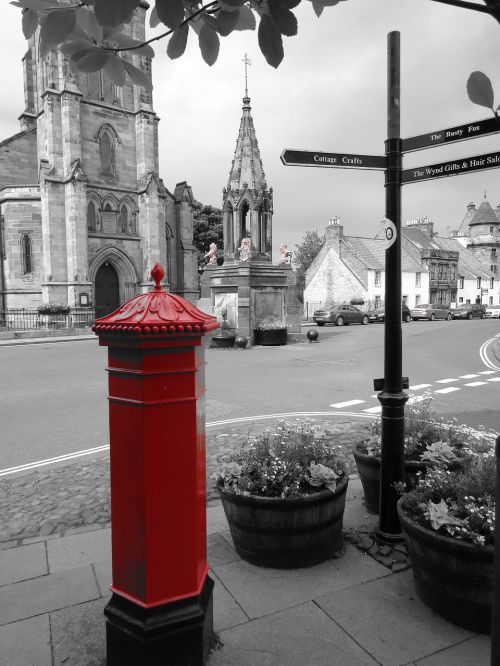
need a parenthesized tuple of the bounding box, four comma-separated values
(234, 6, 256, 30)
(75, 7, 103, 42)
(155, 0, 185, 30)
(113, 34, 155, 59)
(22, 8, 39, 39)
(268, 0, 298, 36)
(121, 57, 153, 90)
(93, 0, 141, 27)
(71, 46, 112, 71)
(206, 9, 240, 36)
(198, 22, 220, 65)
(167, 23, 189, 59)
(103, 55, 127, 87)
(467, 71, 495, 112)
(258, 13, 284, 68)
(219, 0, 247, 10)
(40, 8, 76, 44)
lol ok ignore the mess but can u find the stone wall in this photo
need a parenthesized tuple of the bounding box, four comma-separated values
(0, 129, 38, 188)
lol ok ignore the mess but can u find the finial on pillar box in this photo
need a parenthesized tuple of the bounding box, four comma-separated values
(151, 263, 165, 290)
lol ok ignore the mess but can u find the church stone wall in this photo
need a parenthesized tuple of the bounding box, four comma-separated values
(0, 129, 38, 187)
(2, 195, 43, 308)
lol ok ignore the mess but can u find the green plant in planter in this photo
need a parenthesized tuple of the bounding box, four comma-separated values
(396, 451, 496, 633)
(37, 303, 71, 315)
(254, 315, 287, 331)
(353, 391, 493, 513)
(215, 419, 350, 567)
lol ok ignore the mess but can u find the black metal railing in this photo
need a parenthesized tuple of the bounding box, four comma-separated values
(0, 308, 95, 331)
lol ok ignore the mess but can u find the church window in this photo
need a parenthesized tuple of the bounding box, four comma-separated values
(99, 132, 114, 176)
(21, 234, 32, 274)
(119, 206, 128, 233)
(87, 202, 96, 232)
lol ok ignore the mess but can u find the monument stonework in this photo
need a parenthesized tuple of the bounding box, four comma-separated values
(0, 1, 198, 315)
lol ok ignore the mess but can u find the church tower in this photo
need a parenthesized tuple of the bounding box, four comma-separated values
(0, 2, 198, 315)
(221, 57, 273, 262)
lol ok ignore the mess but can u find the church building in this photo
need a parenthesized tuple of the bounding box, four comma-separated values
(0, 1, 198, 318)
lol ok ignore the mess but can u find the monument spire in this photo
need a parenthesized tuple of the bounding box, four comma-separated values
(242, 53, 251, 98)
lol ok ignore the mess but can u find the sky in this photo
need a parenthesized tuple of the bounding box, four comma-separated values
(0, 0, 499, 260)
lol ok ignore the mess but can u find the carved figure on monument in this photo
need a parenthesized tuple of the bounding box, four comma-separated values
(279, 242, 290, 264)
(238, 237, 250, 262)
(204, 243, 218, 265)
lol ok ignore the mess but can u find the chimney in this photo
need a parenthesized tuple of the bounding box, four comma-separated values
(325, 216, 343, 251)
(467, 201, 476, 213)
(405, 216, 434, 238)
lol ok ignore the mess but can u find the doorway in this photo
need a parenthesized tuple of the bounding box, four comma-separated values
(95, 261, 120, 318)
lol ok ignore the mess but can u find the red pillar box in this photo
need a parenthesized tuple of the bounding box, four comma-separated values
(92, 264, 219, 666)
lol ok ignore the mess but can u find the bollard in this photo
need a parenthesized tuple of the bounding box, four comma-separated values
(93, 263, 219, 666)
(491, 435, 500, 665)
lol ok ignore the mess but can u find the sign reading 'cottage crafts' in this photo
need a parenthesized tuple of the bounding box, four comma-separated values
(402, 151, 500, 184)
(280, 149, 386, 170)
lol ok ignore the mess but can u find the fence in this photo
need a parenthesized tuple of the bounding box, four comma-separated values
(0, 308, 96, 331)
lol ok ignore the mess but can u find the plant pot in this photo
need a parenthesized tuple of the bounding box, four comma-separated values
(217, 476, 348, 568)
(353, 448, 469, 514)
(397, 499, 493, 633)
(211, 333, 236, 348)
(253, 328, 287, 346)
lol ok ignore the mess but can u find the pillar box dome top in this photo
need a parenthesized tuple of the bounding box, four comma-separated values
(92, 263, 219, 337)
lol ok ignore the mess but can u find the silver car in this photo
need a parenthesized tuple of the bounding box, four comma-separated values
(410, 303, 452, 321)
(485, 304, 500, 318)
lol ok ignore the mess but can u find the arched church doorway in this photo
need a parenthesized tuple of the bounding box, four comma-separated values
(95, 261, 119, 318)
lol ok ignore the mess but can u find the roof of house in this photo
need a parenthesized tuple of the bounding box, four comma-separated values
(434, 236, 493, 278)
(469, 200, 499, 227)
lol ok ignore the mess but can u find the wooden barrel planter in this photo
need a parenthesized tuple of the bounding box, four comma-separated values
(253, 328, 287, 346)
(353, 448, 470, 514)
(397, 499, 493, 633)
(217, 476, 348, 568)
(211, 333, 236, 348)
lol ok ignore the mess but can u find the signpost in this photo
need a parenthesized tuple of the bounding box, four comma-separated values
(280, 150, 385, 170)
(402, 116, 500, 152)
(402, 150, 500, 184)
(281, 32, 500, 547)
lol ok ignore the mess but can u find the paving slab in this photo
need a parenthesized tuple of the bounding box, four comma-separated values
(0, 614, 51, 666)
(207, 504, 228, 535)
(315, 570, 474, 666)
(212, 544, 390, 619)
(0, 565, 100, 625)
(414, 635, 490, 665)
(342, 497, 379, 532)
(211, 570, 249, 632)
(47, 528, 111, 573)
(208, 600, 378, 666)
(0, 541, 47, 586)
(207, 532, 240, 567)
(50, 597, 107, 666)
(92, 559, 112, 598)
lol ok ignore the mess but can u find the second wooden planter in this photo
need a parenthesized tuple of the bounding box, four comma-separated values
(217, 476, 348, 568)
(253, 328, 287, 346)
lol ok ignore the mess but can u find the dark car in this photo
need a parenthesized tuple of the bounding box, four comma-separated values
(410, 303, 452, 321)
(313, 303, 369, 326)
(367, 303, 412, 323)
(450, 303, 486, 320)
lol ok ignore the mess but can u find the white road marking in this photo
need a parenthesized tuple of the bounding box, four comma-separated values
(459, 374, 479, 379)
(464, 382, 487, 387)
(478, 370, 497, 375)
(434, 387, 461, 394)
(488, 377, 500, 382)
(0, 411, 377, 477)
(435, 378, 458, 383)
(479, 333, 500, 371)
(363, 406, 382, 413)
(408, 383, 432, 390)
(329, 399, 365, 408)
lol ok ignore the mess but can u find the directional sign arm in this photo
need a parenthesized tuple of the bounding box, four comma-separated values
(402, 150, 500, 184)
(281, 149, 386, 171)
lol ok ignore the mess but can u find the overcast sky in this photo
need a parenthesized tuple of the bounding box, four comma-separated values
(1, 0, 499, 258)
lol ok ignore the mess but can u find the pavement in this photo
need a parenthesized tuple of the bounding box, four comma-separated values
(0, 415, 492, 666)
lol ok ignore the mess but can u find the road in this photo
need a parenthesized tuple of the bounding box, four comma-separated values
(0, 319, 499, 470)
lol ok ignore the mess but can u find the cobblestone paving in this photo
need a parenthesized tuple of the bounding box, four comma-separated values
(0, 417, 371, 550)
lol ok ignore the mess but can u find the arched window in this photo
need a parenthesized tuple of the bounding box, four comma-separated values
(119, 206, 128, 233)
(99, 132, 113, 176)
(87, 201, 96, 232)
(21, 234, 32, 274)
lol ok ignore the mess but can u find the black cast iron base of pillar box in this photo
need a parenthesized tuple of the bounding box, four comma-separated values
(105, 575, 214, 666)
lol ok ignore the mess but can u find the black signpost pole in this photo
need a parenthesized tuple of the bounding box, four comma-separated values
(376, 31, 407, 543)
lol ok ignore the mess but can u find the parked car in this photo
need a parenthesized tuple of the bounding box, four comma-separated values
(410, 303, 452, 321)
(485, 304, 500, 318)
(450, 303, 486, 320)
(367, 303, 412, 323)
(313, 303, 369, 326)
